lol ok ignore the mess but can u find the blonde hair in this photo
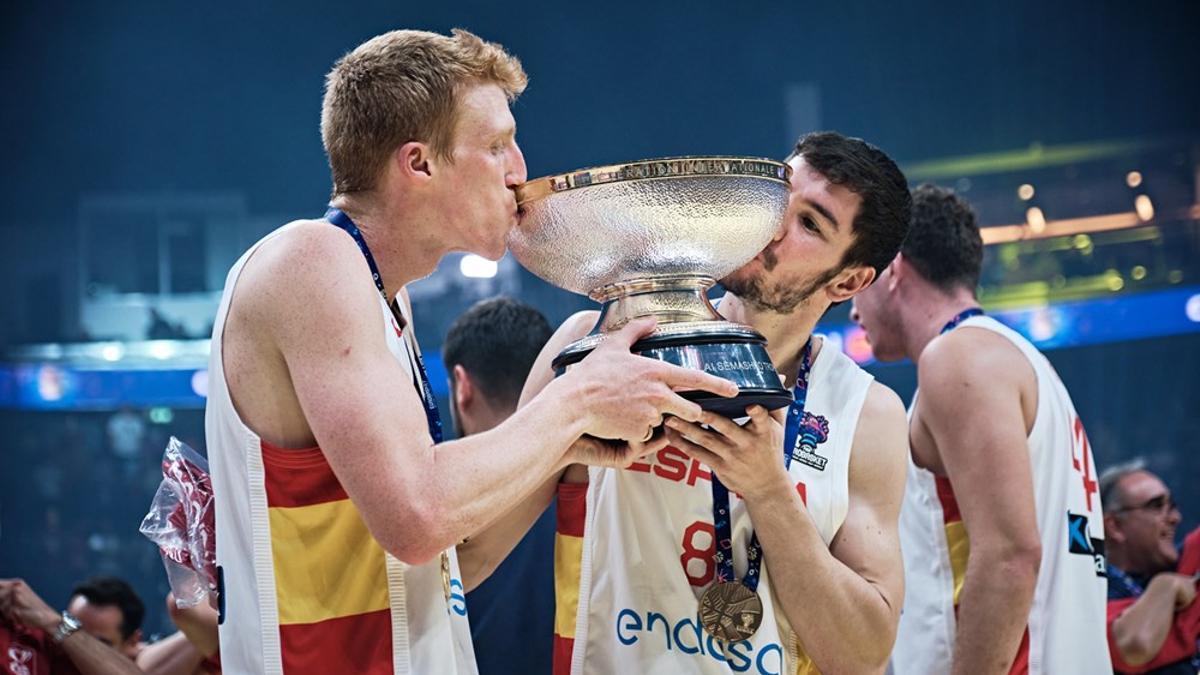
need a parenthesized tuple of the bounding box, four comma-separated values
(321, 28, 527, 195)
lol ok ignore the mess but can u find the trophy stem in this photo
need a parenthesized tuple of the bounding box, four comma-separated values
(551, 320, 794, 416)
(590, 274, 721, 333)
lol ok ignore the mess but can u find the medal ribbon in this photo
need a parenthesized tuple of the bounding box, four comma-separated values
(940, 306, 985, 335)
(710, 338, 812, 592)
(325, 207, 444, 443)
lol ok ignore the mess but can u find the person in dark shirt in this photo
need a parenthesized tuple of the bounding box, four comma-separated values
(443, 297, 556, 675)
(1100, 460, 1200, 674)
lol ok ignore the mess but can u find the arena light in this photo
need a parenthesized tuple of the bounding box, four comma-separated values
(459, 254, 498, 279)
(1017, 183, 1035, 201)
(1187, 294, 1200, 323)
(100, 343, 125, 362)
(148, 340, 179, 360)
(1025, 206, 1047, 234)
(149, 407, 175, 424)
(1105, 270, 1125, 292)
(1134, 194, 1155, 221)
(1126, 170, 1143, 188)
(1027, 307, 1060, 343)
(980, 203, 1198, 245)
(36, 365, 66, 402)
(191, 369, 210, 398)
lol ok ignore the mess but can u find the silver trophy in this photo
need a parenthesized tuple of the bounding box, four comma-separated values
(509, 157, 793, 416)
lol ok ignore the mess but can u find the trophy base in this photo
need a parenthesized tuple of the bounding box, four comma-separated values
(552, 322, 793, 418)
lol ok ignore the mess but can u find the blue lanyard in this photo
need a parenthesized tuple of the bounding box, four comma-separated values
(324, 207, 444, 444)
(941, 307, 985, 334)
(710, 339, 813, 591)
(1107, 564, 1145, 596)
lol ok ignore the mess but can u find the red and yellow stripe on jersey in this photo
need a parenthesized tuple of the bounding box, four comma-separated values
(261, 440, 394, 674)
(553, 482, 587, 675)
(935, 475, 1029, 675)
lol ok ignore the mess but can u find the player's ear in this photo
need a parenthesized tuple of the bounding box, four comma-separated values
(886, 254, 906, 292)
(452, 364, 474, 410)
(396, 141, 433, 182)
(826, 265, 875, 303)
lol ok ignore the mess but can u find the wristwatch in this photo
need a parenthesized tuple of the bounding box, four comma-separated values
(52, 611, 82, 643)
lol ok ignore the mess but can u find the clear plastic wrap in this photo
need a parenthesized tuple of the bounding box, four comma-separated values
(139, 436, 216, 608)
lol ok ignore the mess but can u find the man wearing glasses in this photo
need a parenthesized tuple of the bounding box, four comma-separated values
(1100, 460, 1200, 674)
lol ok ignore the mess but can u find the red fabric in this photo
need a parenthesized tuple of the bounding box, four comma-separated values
(1008, 626, 1030, 675)
(1177, 526, 1200, 576)
(934, 475, 962, 524)
(556, 482, 588, 538)
(200, 650, 222, 674)
(0, 619, 80, 675)
(278, 608, 391, 674)
(259, 440, 348, 509)
(1106, 526, 1200, 673)
(552, 481, 588, 675)
(158, 449, 217, 588)
(551, 635, 574, 675)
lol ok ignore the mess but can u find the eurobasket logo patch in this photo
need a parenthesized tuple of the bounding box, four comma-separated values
(791, 413, 830, 471)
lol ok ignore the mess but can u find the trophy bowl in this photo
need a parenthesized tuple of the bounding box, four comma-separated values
(509, 156, 794, 417)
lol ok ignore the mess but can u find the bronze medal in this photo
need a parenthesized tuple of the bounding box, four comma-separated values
(699, 581, 763, 643)
(440, 551, 452, 601)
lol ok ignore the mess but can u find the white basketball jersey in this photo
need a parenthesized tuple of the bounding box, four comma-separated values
(892, 315, 1110, 675)
(207, 222, 477, 675)
(560, 339, 874, 674)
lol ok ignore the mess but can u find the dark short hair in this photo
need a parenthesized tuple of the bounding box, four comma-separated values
(902, 183, 984, 292)
(70, 577, 145, 640)
(443, 297, 553, 407)
(789, 131, 912, 280)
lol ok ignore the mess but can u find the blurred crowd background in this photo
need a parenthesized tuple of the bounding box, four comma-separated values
(1, 0, 1198, 637)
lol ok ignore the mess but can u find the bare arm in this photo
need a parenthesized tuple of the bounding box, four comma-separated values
(458, 311, 670, 590)
(135, 594, 219, 675)
(667, 382, 908, 673)
(165, 594, 218, 657)
(135, 633, 204, 675)
(59, 632, 147, 675)
(0, 579, 144, 675)
(1110, 573, 1197, 667)
(255, 231, 734, 564)
(456, 312, 595, 589)
(917, 332, 1043, 675)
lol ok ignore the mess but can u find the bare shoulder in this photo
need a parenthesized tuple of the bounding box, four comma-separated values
(221, 220, 385, 447)
(556, 310, 600, 343)
(918, 326, 1026, 387)
(244, 219, 367, 290)
(235, 220, 378, 331)
(916, 327, 1034, 415)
